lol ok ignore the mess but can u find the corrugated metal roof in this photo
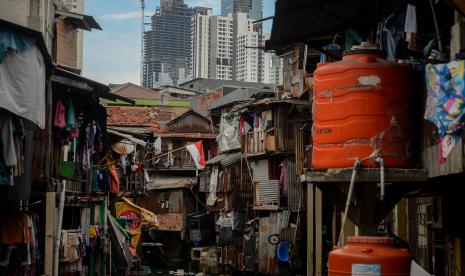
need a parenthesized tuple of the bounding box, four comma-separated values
(111, 83, 174, 100)
(205, 152, 242, 166)
(55, 10, 102, 31)
(220, 152, 242, 167)
(208, 88, 276, 111)
(205, 154, 226, 165)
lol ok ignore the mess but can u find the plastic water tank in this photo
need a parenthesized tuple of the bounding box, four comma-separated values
(328, 236, 411, 276)
(312, 50, 415, 169)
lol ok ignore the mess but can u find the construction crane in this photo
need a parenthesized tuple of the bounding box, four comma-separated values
(140, 0, 145, 86)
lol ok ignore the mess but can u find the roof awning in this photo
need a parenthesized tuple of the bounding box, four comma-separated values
(146, 175, 196, 190)
(266, 0, 393, 52)
(55, 10, 102, 31)
(52, 67, 135, 104)
(108, 129, 147, 147)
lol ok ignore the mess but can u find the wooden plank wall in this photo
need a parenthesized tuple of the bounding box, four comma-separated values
(422, 137, 464, 178)
(295, 124, 305, 175)
(56, 19, 77, 69)
(307, 184, 315, 276)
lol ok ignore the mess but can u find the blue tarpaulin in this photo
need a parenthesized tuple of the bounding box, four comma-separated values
(0, 25, 34, 63)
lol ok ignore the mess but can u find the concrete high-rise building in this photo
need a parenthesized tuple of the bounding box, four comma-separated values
(261, 33, 283, 85)
(236, 32, 260, 82)
(208, 15, 234, 80)
(192, 11, 281, 84)
(221, 0, 263, 20)
(193, 7, 212, 79)
(249, 0, 263, 21)
(143, 0, 193, 88)
(262, 51, 283, 85)
(200, 12, 255, 81)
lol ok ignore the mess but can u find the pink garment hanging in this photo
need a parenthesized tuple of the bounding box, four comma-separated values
(54, 100, 66, 128)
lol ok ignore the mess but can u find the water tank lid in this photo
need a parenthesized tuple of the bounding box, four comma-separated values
(343, 49, 382, 56)
(348, 236, 395, 244)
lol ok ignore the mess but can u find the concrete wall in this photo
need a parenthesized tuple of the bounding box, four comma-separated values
(0, 0, 30, 27)
(0, 0, 59, 55)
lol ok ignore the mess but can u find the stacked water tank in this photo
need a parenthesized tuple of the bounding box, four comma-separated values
(312, 49, 415, 169)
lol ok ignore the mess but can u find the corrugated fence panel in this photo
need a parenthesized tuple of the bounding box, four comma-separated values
(199, 171, 208, 193)
(258, 211, 289, 274)
(234, 160, 253, 210)
(252, 159, 269, 182)
(252, 159, 280, 206)
(287, 161, 303, 211)
(258, 180, 280, 205)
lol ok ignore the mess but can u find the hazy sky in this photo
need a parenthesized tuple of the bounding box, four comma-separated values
(82, 0, 275, 85)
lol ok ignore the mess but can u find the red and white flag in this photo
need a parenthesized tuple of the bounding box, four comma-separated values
(186, 141, 206, 170)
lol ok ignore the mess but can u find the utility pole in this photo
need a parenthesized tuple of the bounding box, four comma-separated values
(140, 0, 145, 86)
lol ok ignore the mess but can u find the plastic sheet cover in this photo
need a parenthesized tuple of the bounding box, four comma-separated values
(217, 111, 241, 153)
(0, 45, 45, 128)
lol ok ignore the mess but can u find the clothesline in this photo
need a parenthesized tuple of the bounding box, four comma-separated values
(142, 144, 191, 163)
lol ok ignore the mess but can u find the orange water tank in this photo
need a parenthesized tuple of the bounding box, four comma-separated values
(312, 50, 415, 169)
(328, 236, 411, 275)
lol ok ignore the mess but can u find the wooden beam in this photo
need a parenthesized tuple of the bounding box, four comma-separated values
(315, 187, 323, 275)
(44, 192, 56, 276)
(304, 168, 427, 183)
(455, 238, 462, 276)
(307, 184, 314, 276)
(396, 198, 408, 241)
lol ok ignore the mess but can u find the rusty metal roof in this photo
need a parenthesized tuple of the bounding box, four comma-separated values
(107, 106, 160, 131)
(208, 87, 276, 111)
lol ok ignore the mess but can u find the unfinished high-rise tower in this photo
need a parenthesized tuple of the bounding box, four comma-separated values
(143, 0, 193, 88)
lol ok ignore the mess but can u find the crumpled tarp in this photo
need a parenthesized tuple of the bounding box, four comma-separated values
(217, 111, 241, 153)
(425, 60, 465, 135)
(425, 60, 465, 162)
(0, 45, 45, 128)
(0, 25, 34, 63)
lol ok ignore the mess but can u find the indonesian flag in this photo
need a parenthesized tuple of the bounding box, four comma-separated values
(186, 141, 206, 170)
